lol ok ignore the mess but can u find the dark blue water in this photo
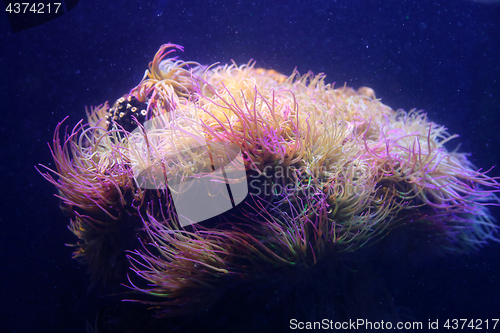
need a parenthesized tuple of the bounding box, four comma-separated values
(1, 0, 499, 332)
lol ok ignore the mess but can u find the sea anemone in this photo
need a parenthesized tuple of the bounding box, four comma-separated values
(39, 43, 499, 319)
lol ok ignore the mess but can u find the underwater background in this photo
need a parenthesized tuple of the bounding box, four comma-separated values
(1, 0, 499, 332)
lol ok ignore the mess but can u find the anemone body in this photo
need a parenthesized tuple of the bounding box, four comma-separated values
(40, 43, 499, 316)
